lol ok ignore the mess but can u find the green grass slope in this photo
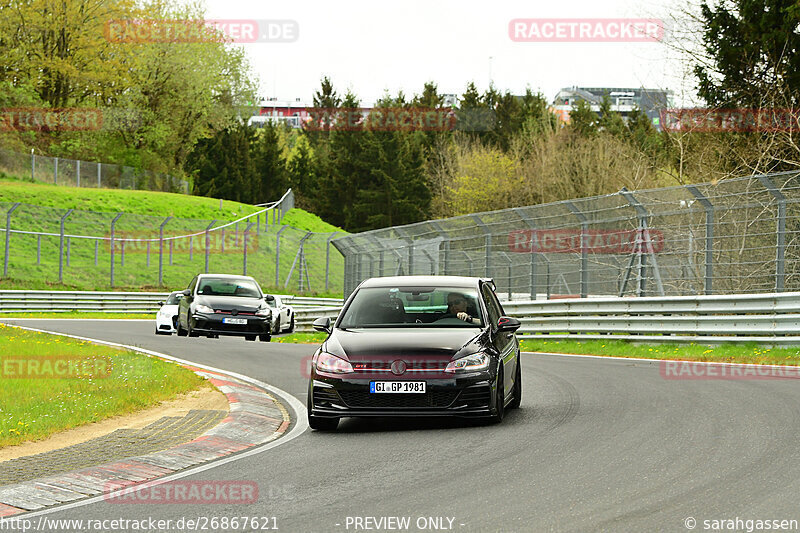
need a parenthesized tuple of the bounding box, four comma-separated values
(0, 181, 346, 296)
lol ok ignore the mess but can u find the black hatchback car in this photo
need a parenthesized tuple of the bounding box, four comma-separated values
(177, 274, 273, 341)
(307, 276, 522, 430)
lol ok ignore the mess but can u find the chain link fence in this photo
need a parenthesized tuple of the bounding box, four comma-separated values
(0, 148, 190, 193)
(0, 189, 346, 295)
(334, 171, 800, 299)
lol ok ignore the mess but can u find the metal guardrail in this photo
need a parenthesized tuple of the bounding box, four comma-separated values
(293, 292, 800, 343)
(0, 290, 343, 313)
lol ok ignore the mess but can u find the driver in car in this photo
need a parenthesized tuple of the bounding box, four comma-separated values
(446, 292, 479, 324)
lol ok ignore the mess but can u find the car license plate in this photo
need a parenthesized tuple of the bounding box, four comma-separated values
(370, 381, 426, 393)
(223, 317, 248, 325)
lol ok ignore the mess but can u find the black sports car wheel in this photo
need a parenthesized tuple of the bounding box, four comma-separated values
(490, 368, 505, 423)
(176, 316, 187, 337)
(287, 313, 295, 333)
(508, 357, 522, 410)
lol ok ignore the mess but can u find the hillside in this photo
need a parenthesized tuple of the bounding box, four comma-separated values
(0, 180, 346, 296)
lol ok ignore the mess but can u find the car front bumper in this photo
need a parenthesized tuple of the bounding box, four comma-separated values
(308, 373, 496, 419)
(156, 313, 177, 333)
(190, 313, 271, 336)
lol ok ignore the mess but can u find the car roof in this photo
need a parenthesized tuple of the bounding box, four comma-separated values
(358, 275, 483, 289)
(197, 273, 257, 280)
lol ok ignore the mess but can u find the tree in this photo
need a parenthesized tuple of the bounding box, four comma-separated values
(597, 94, 626, 137)
(253, 122, 288, 203)
(569, 99, 598, 137)
(694, 0, 800, 108)
(287, 134, 317, 208)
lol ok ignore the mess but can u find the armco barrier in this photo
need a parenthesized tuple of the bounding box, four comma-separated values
(0, 290, 343, 313)
(294, 292, 800, 344)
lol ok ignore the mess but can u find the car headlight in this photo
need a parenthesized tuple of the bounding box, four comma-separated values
(315, 352, 354, 374)
(444, 352, 490, 373)
(195, 304, 214, 314)
(256, 307, 271, 317)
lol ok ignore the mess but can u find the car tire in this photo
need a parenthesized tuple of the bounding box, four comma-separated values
(259, 333, 271, 342)
(272, 318, 280, 334)
(187, 319, 199, 338)
(490, 367, 505, 424)
(245, 335, 257, 341)
(176, 316, 187, 337)
(287, 313, 295, 333)
(508, 357, 522, 410)
(308, 414, 339, 431)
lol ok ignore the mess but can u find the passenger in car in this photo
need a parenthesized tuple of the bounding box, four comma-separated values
(446, 292, 479, 324)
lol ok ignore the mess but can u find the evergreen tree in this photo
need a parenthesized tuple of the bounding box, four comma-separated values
(252, 122, 288, 203)
(569, 99, 598, 137)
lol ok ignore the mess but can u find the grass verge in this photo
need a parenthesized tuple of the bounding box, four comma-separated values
(273, 332, 327, 344)
(519, 338, 800, 366)
(0, 323, 208, 447)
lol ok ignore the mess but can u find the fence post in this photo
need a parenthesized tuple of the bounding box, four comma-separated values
(58, 209, 73, 283)
(565, 201, 588, 298)
(243, 222, 255, 275)
(325, 232, 340, 292)
(97, 163, 101, 187)
(3, 203, 20, 277)
(513, 208, 538, 299)
(620, 188, 664, 297)
(76, 160, 81, 187)
(31, 150, 35, 181)
(54, 157, 59, 184)
(158, 216, 172, 286)
(687, 186, 714, 294)
(430, 221, 449, 275)
(110, 212, 123, 288)
(758, 175, 786, 292)
(66, 237, 71, 266)
(275, 226, 288, 286)
(204, 220, 216, 273)
(470, 214, 491, 277)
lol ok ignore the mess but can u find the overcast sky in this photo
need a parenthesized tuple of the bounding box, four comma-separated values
(203, 0, 702, 107)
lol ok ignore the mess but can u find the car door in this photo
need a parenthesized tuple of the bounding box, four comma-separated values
(481, 283, 517, 402)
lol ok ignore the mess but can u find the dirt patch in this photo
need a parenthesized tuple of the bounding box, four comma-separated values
(0, 384, 228, 462)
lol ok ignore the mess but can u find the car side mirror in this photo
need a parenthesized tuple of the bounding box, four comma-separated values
(182, 289, 191, 297)
(158, 301, 165, 306)
(312, 317, 331, 334)
(265, 295, 275, 302)
(497, 316, 521, 332)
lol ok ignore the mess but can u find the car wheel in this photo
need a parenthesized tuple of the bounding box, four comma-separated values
(176, 316, 187, 337)
(245, 335, 257, 341)
(259, 333, 271, 342)
(308, 414, 339, 431)
(490, 367, 505, 424)
(508, 357, 522, 410)
(287, 313, 295, 333)
(272, 318, 280, 334)
(187, 319, 199, 338)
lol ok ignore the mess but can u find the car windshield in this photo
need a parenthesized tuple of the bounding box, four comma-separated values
(165, 293, 183, 305)
(197, 278, 262, 298)
(337, 286, 484, 328)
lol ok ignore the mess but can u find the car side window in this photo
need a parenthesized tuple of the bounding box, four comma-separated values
(481, 284, 501, 329)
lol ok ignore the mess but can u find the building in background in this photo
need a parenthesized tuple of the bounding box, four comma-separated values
(551, 87, 673, 130)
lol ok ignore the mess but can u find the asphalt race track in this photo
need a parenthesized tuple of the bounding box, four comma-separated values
(5, 319, 800, 533)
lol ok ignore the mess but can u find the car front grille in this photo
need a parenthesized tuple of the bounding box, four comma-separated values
(337, 389, 459, 409)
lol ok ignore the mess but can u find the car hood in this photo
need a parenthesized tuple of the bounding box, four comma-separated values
(324, 328, 485, 362)
(195, 295, 265, 311)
